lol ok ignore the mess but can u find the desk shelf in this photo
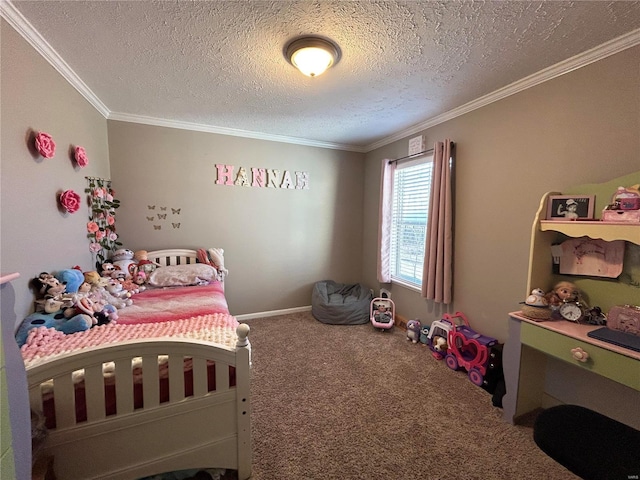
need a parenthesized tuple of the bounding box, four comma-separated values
(540, 220, 640, 245)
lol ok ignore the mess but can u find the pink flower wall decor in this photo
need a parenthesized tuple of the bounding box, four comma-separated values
(35, 132, 56, 158)
(59, 189, 81, 214)
(74, 146, 89, 168)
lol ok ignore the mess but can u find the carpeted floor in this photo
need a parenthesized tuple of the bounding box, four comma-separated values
(219, 311, 578, 480)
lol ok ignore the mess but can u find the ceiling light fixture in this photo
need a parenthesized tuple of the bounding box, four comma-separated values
(285, 36, 341, 78)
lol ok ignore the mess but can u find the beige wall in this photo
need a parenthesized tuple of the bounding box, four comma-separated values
(107, 121, 365, 315)
(2, 17, 638, 338)
(1, 20, 111, 479)
(363, 45, 640, 342)
(1, 20, 111, 324)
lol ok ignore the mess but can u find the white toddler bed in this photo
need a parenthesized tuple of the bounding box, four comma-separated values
(24, 249, 251, 480)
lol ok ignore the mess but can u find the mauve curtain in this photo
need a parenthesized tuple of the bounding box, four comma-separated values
(377, 159, 395, 283)
(422, 140, 454, 303)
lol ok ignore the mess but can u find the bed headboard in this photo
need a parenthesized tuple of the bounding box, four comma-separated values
(146, 249, 201, 267)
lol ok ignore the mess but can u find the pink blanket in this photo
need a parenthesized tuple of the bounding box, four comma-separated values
(21, 282, 238, 369)
(117, 282, 230, 324)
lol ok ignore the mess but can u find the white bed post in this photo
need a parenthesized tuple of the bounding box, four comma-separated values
(235, 323, 252, 480)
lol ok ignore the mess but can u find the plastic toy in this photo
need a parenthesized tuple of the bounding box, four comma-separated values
(426, 313, 467, 360)
(427, 311, 498, 387)
(370, 297, 395, 331)
(419, 325, 430, 345)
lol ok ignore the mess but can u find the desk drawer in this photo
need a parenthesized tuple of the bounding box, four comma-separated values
(520, 322, 639, 390)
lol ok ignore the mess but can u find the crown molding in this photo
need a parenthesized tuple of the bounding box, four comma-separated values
(2, 0, 638, 154)
(364, 28, 640, 153)
(107, 112, 365, 152)
(1, 0, 111, 118)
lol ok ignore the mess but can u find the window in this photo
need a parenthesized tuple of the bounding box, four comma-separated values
(390, 155, 433, 288)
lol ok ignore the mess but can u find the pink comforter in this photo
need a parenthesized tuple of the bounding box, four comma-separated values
(21, 282, 238, 368)
(117, 282, 230, 324)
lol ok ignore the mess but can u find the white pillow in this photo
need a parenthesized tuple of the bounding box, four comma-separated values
(148, 264, 218, 287)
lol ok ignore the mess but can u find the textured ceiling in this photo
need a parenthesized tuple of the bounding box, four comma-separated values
(4, 1, 640, 151)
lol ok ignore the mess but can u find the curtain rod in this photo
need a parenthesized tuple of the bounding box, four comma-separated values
(388, 141, 455, 164)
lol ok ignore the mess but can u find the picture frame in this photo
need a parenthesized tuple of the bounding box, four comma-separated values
(546, 195, 595, 220)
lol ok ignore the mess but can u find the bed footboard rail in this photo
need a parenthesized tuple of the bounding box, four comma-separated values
(27, 326, 252, 480)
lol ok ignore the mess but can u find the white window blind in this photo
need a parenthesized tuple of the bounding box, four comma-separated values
(390, 156, 433, 287)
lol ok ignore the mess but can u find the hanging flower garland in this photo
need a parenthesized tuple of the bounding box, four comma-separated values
(85, 177, 121, 270)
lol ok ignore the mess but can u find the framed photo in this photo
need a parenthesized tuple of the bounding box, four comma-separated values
(546, 195, 595, 220)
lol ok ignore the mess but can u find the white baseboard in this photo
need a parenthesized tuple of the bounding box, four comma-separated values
(236, 305, 311, 321)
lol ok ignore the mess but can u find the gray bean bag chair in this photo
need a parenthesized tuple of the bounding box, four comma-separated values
(312, 280, 373, 325)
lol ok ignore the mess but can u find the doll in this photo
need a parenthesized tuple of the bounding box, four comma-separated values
(545, 281, 579, 308)
(133, 250, 160, 275)
(373, 304, 392, 324)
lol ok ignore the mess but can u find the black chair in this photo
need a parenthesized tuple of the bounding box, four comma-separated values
(533, 405, 640, 480)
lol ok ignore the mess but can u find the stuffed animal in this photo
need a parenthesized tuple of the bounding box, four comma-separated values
(15, 310, 93, 347)
(406, 319, 421, 343)
(111, 249, 136, 277)
(63, 295, 100, 326)
(32, 272, 74, 313)
(207, 248, 228, 280)
(32, 272, 63, 297)
(84, 270, 107, 288)
(433, 335, 448, 352)
(55, 269, 85, 295)
(105, 279, 133, 307)
(119, 277, 143, 295)
(90, 280, 132, 310)
(133, 270, 147, 288)
(101, 262, 117, 278)
(133, 250, 159, 276)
